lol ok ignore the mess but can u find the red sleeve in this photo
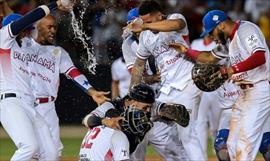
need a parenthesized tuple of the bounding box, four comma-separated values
(186, 48, 200, 60)
(232, 50, 266, 73)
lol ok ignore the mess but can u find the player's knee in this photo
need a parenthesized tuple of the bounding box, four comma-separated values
(214, 129, 230, 161)
(19, 140, 39, 157)
(259, 132, 270, 161)
(44, 146, 58, 160)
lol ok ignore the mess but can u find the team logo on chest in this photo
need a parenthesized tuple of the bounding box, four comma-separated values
(14, 51, 56, 73)
(153, 44, 170, 55)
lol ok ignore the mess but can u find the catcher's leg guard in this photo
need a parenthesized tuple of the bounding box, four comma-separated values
(259, 132, 270, 161)
(214, 129, 230, 161)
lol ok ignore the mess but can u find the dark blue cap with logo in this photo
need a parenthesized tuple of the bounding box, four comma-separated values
(2, 13, 35, 30)
(127, 8, 139, 24)
(200, 10, 227, 37)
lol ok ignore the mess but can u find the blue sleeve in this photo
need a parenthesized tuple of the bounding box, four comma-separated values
(10, 1, 58, 36)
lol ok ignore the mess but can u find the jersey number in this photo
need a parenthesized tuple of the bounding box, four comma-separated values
(81, 127, 101, 149)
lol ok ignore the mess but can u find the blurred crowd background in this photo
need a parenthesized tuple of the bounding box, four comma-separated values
(1, 0, 270, 124)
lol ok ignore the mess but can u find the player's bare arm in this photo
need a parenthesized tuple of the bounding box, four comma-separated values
(169, 43, 220, 64)
(111, 80, 120, 99)
(130, 57, 146, 88)
(83, 112, 123, 130)
(143, 19, 186, 32)
(0, 0, 13, 17)
(88, 87, 110, 105)
(128, 18, 185, 33)
(143, 71, 161, 84)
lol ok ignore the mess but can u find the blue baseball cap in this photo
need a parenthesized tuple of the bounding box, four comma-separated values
(2, 13, 35, 30)
(127, 8, 139, 24)
(200, 10, 227, 37)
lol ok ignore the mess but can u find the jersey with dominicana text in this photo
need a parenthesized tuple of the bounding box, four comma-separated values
(21, 38, 74, 98)
(211, 20, 270, 84)
(0, 25, 34, 100)
(136, 13, 193, 94)
(79, 126, 130, 161)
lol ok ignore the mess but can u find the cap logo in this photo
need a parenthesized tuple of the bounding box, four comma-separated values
(213, 15, 219, 21)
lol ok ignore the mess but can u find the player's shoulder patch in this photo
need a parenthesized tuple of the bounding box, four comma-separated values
(52, 47, 62, 56)
(244, 34, 260, 49)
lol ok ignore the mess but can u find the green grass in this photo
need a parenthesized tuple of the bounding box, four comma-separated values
(0, 137, 218, 160)
(0, 137, 163, 160)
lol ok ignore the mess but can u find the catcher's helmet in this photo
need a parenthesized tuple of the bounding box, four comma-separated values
(120, 107, 153, 136)
(128, 84, 155, 104)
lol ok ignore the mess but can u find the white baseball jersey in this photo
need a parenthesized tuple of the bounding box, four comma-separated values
(122, 35, 157, 75)
(136, 13, 193, 94)
(122, 35, 139, 70)
(211, 20, 270, 83)
(111, 58, 131, 98)
(21, 38, 75, 98)
(191, 38, 216, 51)
(0, 25, 34, 99)
(215, 82, 240, 109)
(79, 126, 130, 161)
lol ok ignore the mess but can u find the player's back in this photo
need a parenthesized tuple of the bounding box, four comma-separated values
(80, 126, 129, 161)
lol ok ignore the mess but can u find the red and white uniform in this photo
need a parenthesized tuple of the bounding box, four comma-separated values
(22, 37, 92, 156)
(0, 25, 57, 160)
(79, 126, 130, 161)
(212, 20, 270, 161)
(136, 13, 204, 161)
(191, 38, 217, 160)
(111, 58, 131, 98)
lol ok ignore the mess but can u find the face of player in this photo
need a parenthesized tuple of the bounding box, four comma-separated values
(209, 22, 228, 45)
(37, 15, 57, 45)
(129, 100, 152, 112)
(140, 11, 163, 23)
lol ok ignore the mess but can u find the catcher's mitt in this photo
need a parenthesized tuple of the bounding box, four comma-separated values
(159, 104, 190, 127)
(192, 64, 228, 92)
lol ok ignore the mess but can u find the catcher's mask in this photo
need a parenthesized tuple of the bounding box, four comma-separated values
(120, 107, 153, 136)
(128, 84, 155, 104)
(192, 63, 228, 92)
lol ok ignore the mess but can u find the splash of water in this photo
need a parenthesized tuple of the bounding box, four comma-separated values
(70, 6, 97, 74)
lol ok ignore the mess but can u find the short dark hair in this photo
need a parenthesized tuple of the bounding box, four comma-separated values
(138, 0, 162, 16)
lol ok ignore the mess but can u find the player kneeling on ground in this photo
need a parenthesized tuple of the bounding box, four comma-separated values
(82, 84, 190, 156)
(79, 107, 152, 161)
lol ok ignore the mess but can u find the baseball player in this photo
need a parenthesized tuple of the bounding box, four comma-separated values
(21, 14, 110, 157)
(122, 8, 186, 161)
(80, 107, 152, 161)
(0, 1, 73, 160)
(127, 0, 204, 160)
(170, 10, 270, 161)
(190, 35, 217, 160)
(111, 57, 131, 98)
(83, 83, 190, 159)
(122, 8, 160, 87)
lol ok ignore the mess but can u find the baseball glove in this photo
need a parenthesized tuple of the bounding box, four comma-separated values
(159, 104, 190, 127)
(192, 64, 228, 92)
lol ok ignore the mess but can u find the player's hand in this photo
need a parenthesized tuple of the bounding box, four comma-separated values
(101, 117, 124, 130)
(88, 88, 110, 105)
(127, 18, 144, 33)
(143, 71, 161, 84)
(168, 43, 188, 53)
(56, 0, 76, 11)
(210, 66, 234, 80)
